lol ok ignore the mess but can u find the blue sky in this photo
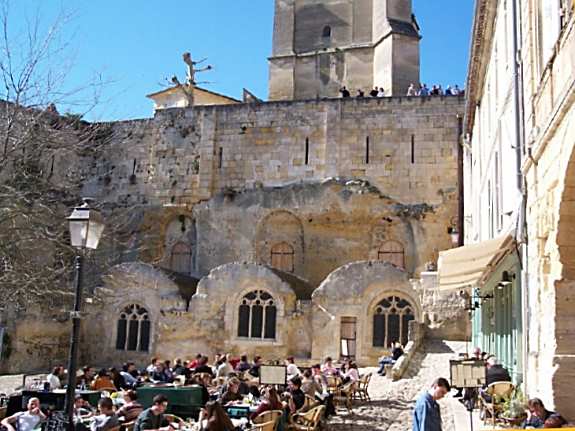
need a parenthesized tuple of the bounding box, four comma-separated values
(10, 1, 473, 121)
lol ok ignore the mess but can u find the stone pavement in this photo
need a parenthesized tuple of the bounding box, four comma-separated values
(327, 340, 468, 431)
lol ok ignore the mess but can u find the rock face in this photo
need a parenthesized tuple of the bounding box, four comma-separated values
(2, 95, 468, 373)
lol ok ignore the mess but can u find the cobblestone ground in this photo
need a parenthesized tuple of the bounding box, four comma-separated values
(327, 340, 467, 431)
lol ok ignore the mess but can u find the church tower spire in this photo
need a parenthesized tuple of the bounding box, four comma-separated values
(268, 0, 420, 101)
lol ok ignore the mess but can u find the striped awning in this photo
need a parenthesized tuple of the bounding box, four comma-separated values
(437, 234, 516, 291)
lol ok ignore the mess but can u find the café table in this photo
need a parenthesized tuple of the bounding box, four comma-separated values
(136, 385, 205, 419)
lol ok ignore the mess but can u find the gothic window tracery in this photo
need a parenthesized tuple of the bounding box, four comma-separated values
(270, 242, 295, 273)
(377, 240, 405, 269)
(116, 304, 150, 352)
(373, 296, 415, 348)
(237, 290, 277, 340)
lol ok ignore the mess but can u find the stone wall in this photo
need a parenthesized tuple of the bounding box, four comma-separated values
(79, 97, 464, 210)
(520, 3, 575, 418)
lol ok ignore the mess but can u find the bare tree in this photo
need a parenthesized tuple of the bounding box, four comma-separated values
(0, 0, 122, 314)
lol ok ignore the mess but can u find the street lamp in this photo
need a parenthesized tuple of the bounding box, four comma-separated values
(64, 199, 104, 430)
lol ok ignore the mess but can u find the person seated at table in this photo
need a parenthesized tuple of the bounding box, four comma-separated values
(189, 375, 211, 405)
(120, 362, 139, 388)
(523, 398, 566, 429)
(146, 358, 159, 374)
(248, 356, 263, 378)
(301, 369, 320, 399)
(235, 355, 251, 373)
(216, 354, 234, 379)
(110, 367, 128, 390)
(194, 356, 215, 377)
(90, 397, 119, 431)
(77, 366, 95, 388)
(151, 362, 170, 384)
(310, 365, 336, 417)
(250, 386, 283, 421)
(134, 395, 171, 431)
(116, 390, 143, 422)
(46, 365, 64, 390)
(199, 401, 236, 431)
(285, 376, 306, 414)
(377, 342, 404, 375)
(74, 394, 95, 420)
(341, 361, 359, 386)
(479, 357, 511, 403)
(218, 377, 243, 405)
(1, 397, 46, 431)
(321, 357, 339, 377)
(285, 357, 300, 380)
(188, 353, 203, 371)
(172, 358, 187, 377)
(91, 369, 117, 391)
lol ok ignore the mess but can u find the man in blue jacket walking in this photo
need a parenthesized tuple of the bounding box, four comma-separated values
(413, 378, 451, 431)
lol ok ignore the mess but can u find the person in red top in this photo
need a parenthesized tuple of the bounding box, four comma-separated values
(187, 353, 203, 370)
(250, 386, 282, 420)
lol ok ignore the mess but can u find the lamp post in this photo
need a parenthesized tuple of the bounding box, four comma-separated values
(64, 199, 104, 430)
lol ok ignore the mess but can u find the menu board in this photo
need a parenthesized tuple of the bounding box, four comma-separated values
(259, 365, 287, 385)
(450, 360, 486, 388)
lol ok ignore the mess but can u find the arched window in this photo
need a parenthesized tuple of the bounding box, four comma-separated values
(170, 242, 192, 274)
(322, 25, 332, 39)
(270, 242, 295, 273)
(373, 296, 415, 347)
(116, 304, 151, 352)
(377, 241, 405, 269)
(238, 290, 277, 340)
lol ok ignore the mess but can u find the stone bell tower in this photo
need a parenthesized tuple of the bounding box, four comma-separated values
(268, 0, 421, 101)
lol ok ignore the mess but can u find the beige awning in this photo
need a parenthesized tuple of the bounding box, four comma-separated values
(437, 234, 516, 291)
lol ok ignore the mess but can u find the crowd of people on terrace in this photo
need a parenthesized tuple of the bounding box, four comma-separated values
(339, 83, 464, 99)
(1, 353, 368, 431)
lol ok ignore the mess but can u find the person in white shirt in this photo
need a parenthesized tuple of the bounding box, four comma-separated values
(46, 366, 63, 390)
(1, 397, 46, 431)
(377, 87, 386, 97)
(216, 354, 233, 378)
(407, 83, 417, 96)
(342, 361, 359, 385)
(286, 356, 300, 379)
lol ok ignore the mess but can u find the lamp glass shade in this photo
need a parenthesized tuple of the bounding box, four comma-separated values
(67, 204, 104, 250)
(450, 232, 459, 245)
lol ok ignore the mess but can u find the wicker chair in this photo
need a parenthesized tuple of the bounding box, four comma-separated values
(353, 373, 372, 402)
(253, 409, 283, 430)
(249, 420, 277, 431)
(120, 420, 135, 431)
(325, 376, 341, 394)
(479, 381, 515, 427)
(333, 382, 355, 412)
(288, 405, 325, 431)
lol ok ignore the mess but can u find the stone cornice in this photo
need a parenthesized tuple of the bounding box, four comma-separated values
(464, 0, 498, 135)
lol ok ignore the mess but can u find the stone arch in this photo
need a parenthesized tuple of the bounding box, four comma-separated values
(162, 215, 197, 274)
(311, 261, 421, 363)
(548, 112, 575, 413)
(369, 221, 414, 273)
(255, 210, 304, 275)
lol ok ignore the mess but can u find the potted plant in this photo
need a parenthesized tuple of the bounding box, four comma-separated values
(501, 390, 527, 426)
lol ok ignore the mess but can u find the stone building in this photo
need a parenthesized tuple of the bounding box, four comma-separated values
(0, 0, 468, 373)
(445, 0, 575, 419)
(268, 0, 421, 100)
